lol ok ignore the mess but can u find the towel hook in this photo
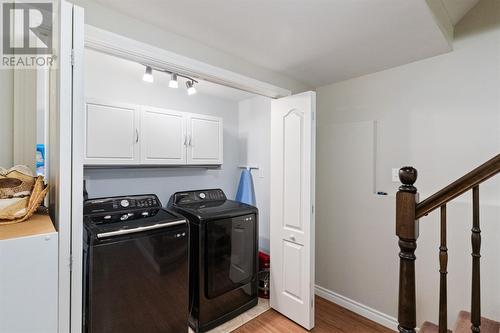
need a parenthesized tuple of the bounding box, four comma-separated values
(238, 165, 259, 170)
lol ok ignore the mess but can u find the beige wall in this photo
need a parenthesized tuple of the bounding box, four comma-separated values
(316, 0, 500, 328)
(238, 96, 272, 252)
(0, 69, 13, 167)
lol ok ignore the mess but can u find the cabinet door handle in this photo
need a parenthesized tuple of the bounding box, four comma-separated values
(135, 129, 139, 143)
(188, 135, 192, 147)
(184, 135, 187, 146)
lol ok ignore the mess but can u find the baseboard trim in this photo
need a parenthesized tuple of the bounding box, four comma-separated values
(315, 285, 398, 331)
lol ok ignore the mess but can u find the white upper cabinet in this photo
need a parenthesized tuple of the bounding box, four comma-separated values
(84, 100, 223, 166)
(84, 101, 140, 165)
(187, 114, 223, 165)
(140, 107, 187, 165)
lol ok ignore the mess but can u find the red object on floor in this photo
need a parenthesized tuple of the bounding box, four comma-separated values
(258, 251, 270, 299)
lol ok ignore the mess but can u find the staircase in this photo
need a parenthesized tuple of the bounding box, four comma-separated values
(395, 154, 500, 333)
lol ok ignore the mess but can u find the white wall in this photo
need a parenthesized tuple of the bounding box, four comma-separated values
(0, 69, 46, 172)
(238, 96, 272, 252)
(83, 49, 241, 205)
(0, 69, 13, 167)
(316, 0, 500, 328)
(69, 0, 309, 94)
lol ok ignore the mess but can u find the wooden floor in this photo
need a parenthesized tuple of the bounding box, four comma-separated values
(233, 296, 396, 333)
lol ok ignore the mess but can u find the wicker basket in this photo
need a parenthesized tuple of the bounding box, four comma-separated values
(0, 167, 48, 225)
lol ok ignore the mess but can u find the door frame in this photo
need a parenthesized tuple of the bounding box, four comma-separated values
(70, 22, 299, 333)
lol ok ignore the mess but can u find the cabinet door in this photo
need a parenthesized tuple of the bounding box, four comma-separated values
(0, 232, 58, 333)
(140, 107, 187, 164)
(84, 101, 140, 165)
(187, 114, 223, 165)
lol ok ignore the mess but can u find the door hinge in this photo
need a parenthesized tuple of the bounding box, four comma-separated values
(311, 205, 314, 214)
(312, 111, 315, 120)
(71, 49, 75, 66)
(69, 255, 73, 271)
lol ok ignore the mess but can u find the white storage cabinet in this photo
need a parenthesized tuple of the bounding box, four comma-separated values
(84, 100, 140, 165)
(0, 225, 58, 333)
(187, 113, 223, 165)
(83, 100, 223, 166)
(140, 106, 187, 165)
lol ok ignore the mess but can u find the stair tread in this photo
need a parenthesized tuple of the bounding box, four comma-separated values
(453, 311, 500, 333)
(420, 321, 451, 333)
(421, 312, 500, 333)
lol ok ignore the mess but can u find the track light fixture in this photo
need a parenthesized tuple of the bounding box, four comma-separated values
(141, 65, 198, 95)
(142, 66, 154, 83)
(186, 80, 197, 95)
(169, 73, 179, 89)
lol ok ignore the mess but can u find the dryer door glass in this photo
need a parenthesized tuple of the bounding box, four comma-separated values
(205, 214, 256, 299)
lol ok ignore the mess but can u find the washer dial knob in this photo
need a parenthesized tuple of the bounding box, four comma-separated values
(120, 199, 130, 208)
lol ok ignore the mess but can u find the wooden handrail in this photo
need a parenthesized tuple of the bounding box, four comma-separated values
(395, 154, 500, 333)
(415, 154, 500, 219)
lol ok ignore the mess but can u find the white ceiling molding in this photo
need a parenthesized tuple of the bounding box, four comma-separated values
(425, 0, 480, 42)
(426, 0, 454, 44)
(441, 0, 481, 25)
(85, 25, 291, 99)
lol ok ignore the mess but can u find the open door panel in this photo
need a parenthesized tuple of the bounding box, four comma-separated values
(270, 91, 316, 330)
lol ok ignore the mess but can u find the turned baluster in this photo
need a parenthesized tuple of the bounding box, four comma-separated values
(396, 167, 419, 333)
(471, 185, 481, 332)
(438, 205, 448, 333)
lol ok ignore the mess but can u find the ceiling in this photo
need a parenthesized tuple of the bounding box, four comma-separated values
(90, 0, 479, 88)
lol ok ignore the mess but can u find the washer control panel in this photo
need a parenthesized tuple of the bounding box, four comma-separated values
(84, 194, 160, 216)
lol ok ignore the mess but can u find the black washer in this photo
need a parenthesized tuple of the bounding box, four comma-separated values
(83, 194, 189, 333)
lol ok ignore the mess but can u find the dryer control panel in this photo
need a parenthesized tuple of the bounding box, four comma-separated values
(171, 189, 226, 205)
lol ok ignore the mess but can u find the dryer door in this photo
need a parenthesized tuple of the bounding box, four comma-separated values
(205, 214, 257, 299)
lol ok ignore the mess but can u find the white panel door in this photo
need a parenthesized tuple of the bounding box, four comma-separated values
(50, 2, 85, 332)
(84, 100, 139, 165)
(140, 107, 187, 164)
(270, 91, 316, 330)
(187, 114, 223, 165)
(71, 4, 85, 333)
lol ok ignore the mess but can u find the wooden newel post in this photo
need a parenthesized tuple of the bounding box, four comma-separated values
(396, 166, 419, 333)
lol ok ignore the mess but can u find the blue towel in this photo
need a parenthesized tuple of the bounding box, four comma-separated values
(235, 169, 256, 206)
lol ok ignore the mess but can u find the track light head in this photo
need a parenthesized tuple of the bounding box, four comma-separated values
(141, 66, 196, 94)
(186, 80, 197, 95)
(169, 73, 179, 88)
(142, 66, 154, 83)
